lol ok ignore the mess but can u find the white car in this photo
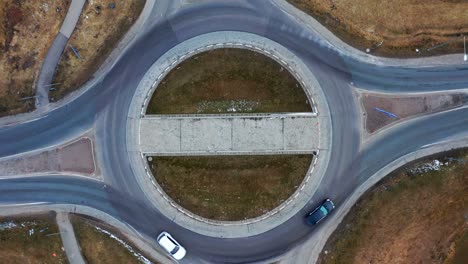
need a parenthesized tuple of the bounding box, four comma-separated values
(157, 231, 187, 260)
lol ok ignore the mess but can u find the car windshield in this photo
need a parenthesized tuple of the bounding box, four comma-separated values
(171, 245, 180, 255)
(319, 206, 328, 215)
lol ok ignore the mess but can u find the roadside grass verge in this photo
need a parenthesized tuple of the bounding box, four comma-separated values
(288, 0, 468, 57)
(0, 213, 67, 263)
(52, 0, 145, 101)
(0, 0, 70, 116)
(148, 155, 313, 221)
(71, 215, 154, 264)
(319, 150, 468, 264)
(146, 48, 312, 114)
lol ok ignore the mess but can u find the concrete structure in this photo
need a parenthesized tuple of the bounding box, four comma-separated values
(57, 212, 86, 264)
(140, 114, 319, 155)
(127, 31, 332, 238)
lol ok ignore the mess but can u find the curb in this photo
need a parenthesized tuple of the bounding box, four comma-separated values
(279, 136, 468, 264)
(0, 204, 174, 264)
(272, 0, 468, 67)
(126, 31, 332, 238)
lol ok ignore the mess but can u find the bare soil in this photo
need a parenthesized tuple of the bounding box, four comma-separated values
(0, 137, 97, 178)
(361, 92, 468, 133)
(288, 0, 468, 57)
(0, 0, 70, 117)
(146, 48, 312, 114)
(70, 215, 156, 264)
(149, 155, 313, 221)
(0, 213, 68, 264)
(52, 0, 145, 101)
(319, 150, 468, 264)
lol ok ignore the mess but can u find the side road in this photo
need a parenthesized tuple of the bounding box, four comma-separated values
(272, 0, 467, 67)
(0, 0, 157, 127)
(0, 204, 174, 264)
(35, 0, 86, 109)
(57, 212, 86, 264)
(274, 136, 468, 264)
(3, 0, 464, 128)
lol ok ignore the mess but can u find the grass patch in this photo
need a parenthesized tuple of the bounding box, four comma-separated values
(52, 0, 145, 101)
(146, 48, 312, 114)
(319, 150, 468, 264)
(288, 0, 467, 57)
(0, 213, 68, 263)
(148, 155, 313, 221)
(71, 215, 154, 264)
(0, 0, 70, 116)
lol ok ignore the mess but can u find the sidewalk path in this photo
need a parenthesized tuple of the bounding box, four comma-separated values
(56, 212, 86, 264)
(35, 0, 86, 109)
(140, 113, 319, 155)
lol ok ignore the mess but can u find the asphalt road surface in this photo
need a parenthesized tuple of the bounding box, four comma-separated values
(1, 1, 468, 263)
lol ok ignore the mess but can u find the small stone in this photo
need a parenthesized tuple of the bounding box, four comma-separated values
(147, 157, 153, 161)
(366, 48, 371, 53)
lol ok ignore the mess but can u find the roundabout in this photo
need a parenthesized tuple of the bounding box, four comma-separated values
(0, 1, 467, 263)
(127, 31, 332, 238)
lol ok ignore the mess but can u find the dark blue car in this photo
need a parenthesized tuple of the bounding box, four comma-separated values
(306, 199, 335, 225)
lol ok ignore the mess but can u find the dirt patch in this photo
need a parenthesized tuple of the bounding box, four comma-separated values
(70, 215, 156, 264)
(0, 0, 70, 117)
(149, 155, 313, 221)
(0, 137, 97, 178)
(288, 0, 468, 57)
(318, 150, 468, 264)
(58, 137, 95, 174)
(361, 92, 468, 133)
(0, 213, 68, 264)
(146, 48, 312, 114)
(51, 0, 145, 101)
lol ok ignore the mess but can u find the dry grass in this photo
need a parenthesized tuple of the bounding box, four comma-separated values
(0, 214, 68, 264)
(319, 150, 468, 264)
(71, 215, 153, 264)
(149, 155, 313, 221)
(288, 0, 468, 57)
(146, 48, 312, 114)
(0, 0, 70, 117)
(52, 0, 145, 100)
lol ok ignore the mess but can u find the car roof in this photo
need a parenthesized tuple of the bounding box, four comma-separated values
(158, 234, 177, 252)
(306, 199, 335, 224)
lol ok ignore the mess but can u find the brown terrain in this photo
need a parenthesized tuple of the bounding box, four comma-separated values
(52, 0, 145, 101)
(288, 0, 468, 57)
(146, 48, 312, 114)
(149, 155, 313, 221)
(0, 214, 67, 263)
(361, 92, 467, 133)
(0, 137, 97, 178)
(319, 150, 468, 264)
(71, 215, 157, 264)
(0, 0, 70, 117)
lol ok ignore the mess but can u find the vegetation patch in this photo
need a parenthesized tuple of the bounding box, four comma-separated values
(0, 213, 67, 263)
(288, 0, 468, 57)
(319, 150, 468, 264)
(0, 0, 70, 117)
(52, 0, 145, 100)
(71, 215, 154, 264)
(146, 48, 312, 114)
(148, 155, 313, 221)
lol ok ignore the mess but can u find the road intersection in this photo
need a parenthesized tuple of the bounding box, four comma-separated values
(1, 1, 468, 263)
